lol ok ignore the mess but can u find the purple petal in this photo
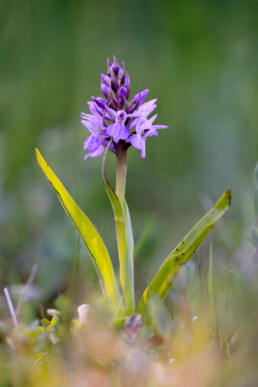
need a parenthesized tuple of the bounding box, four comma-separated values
(101, 74, 111, 86)
(87, 101, 103, 117)
(107, 123, 129, 143)
(143, 128, 158, 138)
(107, 58, 112, 76)
(127, 133, 146, 158)
(143, 125, 168, 138)
(105, 106, 117, 120)
(88, 135, 100, 151)
(101, 84, 109, 99)
(112, 57, 120, 74)
(136, 114, 158, 133)
(119, 125, 129, 141)
(83, 136, 92, 150)
(138, 89, 149, 104)
(152, 124, 168, 130)
(81, 120, 101, 134)
(84, 145, 105, 160)
(138, 100, 157, 117)
(140, 144, 146, 158)
(81, 120, 95, 133)
(80, 113, 103, 124)
(83, 134, 101, 151)
(125, 72, 131, 97)
(117, 66, 124, 82)
(128, 118, 137, 130)
(103, 110, 115, 123)
(130, 89, 149, 112)
(92, 97, 107, 109)
(146, 114, 157, 126)
(111, 78, 119, 92)
(106, 123, 116, 138)
(120, 63, 126, 85)
(139, 99, 157, 111)
(118, 87, 128, 100)
(116, 110, 127, 122)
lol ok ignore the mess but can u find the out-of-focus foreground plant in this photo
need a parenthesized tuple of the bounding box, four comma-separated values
(36, 57, 230, 323)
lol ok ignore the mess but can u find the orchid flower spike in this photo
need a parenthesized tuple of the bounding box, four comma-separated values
(81, 56, 167, 159)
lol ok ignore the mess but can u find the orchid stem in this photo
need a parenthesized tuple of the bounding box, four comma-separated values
(115, 141, 135, 315)
(116, 142, 127, 205)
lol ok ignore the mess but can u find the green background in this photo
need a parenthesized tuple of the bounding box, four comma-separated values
(0, 0, 257, 303)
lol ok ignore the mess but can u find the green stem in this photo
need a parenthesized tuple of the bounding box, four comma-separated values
(115, 141, 135, 315)
(116, 142, 127, 205)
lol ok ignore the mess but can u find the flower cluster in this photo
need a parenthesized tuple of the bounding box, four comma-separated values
(81, 57, 167, 159)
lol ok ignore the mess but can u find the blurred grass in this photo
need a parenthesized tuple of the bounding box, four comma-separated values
(0, 0, 257, 299)
(0, 245, 257, 386)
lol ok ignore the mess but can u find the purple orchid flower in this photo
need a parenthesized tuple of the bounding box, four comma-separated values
(105, 108, 138, 143)
(127, 114, 167, 158)
(81, 115, 107, 159)
(128, 99, 157, 130)
(106, 110, 129, 143)
(81, 56, 167, 159)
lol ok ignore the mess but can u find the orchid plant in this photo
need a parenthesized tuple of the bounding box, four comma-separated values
(36, 57, 231, 323)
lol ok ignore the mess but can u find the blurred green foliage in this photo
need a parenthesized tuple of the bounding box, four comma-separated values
(0, 0, 257, 302)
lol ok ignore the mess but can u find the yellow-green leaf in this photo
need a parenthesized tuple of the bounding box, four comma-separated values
(36, 148, 121, 306)
(138, 190, 231, 317)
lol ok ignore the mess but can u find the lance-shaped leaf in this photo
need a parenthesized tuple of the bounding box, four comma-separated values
(123, 200, 135, 314)
(102, 145, 135, 316)
(255, 163, 258, 216)
(138, 190, 231, 317)
(35, 149, 121, 306)
(255, 162, 258, 188)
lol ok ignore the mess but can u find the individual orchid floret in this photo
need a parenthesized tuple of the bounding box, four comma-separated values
(106, 110, 129, 143)
(128, 99, 157, 130)
(127, 117, 167, 158)
(81, 116, 107, 160)
(129, 89, 149, 113)
(81, 56, 167, 160)
(83, 136, 104, 160)
(105, 108, 138, 143)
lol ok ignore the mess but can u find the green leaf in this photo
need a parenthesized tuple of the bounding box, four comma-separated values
(254, 163, 258, 216)
(254, 162, 258, 188)
(102, 146, 135, 315)
(255, 189, 258, 217)
(138, 190, 231, 317)
(36, 149, 121, 306)
(123, 200, 135, 314)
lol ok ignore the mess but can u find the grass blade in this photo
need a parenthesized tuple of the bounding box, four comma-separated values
(208, 243, 219, 341)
